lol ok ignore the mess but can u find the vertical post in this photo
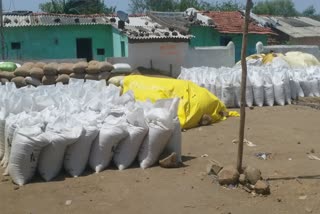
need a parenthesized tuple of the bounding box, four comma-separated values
(0, 0, 4, 60)
(237, 0, 252, 173)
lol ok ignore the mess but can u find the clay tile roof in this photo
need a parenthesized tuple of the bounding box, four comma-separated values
(201, 11, 275, 35)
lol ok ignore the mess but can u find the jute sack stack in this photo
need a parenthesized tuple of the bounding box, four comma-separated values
(71, 62, 87, 79)
(30, 67, 44, 80)
(85, 61, 113, 81)
(86, 61, 100, 74)
(43, 63, 58, 85)
(14, 62, 34, 77)
(11, 76, 27, 88)
(0, 71, 15, 81)
(0, 78, 9, 85)
(56, 74, 70, 84)
(34, 62, 46, 69)
(58, 63, 74, 75)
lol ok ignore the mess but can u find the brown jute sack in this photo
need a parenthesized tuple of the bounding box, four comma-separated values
(0, 78, 9, 85)
(56, 74, 70, 84)
(11, 76, 27, 88)
(43, 63, 58, 75)
(98, 71, 111, 80)
(85, 73, 99, 80)
(70, 73, 85, 79)
(86, 64, 100, 74)
(99, 62, 114, 72)
(14, 67, 30, 77)
(34, 62, 46, 69)
(88, 60, 99, 65)
(58, 63, 74, 75)
(0, 71, 15, 80)
(72, 62, 88, 74)
(30, 67, 44, 79)
(22, 62, 35, 69)
(42, 75, 57, 85)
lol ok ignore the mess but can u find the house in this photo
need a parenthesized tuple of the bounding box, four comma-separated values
(190, 11, 275, 61)
(250, 14, 320, 46)
(2, 12, 128, 61)
(148, 10, 274, 62)
(108, 15, 192, 76)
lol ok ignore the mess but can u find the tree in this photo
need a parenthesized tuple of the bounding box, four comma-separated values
(252, 0, 298, 16)
(39, 0, 116, 14)
(129, 0, 179, 13)
(302, 5, 316, 17)
(207, 0, 244, 11)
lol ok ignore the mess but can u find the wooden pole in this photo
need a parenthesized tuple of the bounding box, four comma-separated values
(0, 0, 5, 60)
(236, 0, 252, 173)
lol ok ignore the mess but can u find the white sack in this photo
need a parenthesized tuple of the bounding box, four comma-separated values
(38, 117, 83, 181)
(113, 108, 148, 170)
(89, 121, 128, 173)
(139, 105, 174, 169)
(8, 125, 48, 186)
(64, 126, 99, 177)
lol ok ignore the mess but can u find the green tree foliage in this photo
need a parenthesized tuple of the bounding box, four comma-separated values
(39, 0, 116, 14)
(302, 5, 316, 17)
(207, 0, 244, 11)
(252, 0, 298, 16)
(129, 0, 244, 13)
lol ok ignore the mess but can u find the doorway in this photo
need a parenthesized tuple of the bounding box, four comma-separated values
(76, 38, 93, 61)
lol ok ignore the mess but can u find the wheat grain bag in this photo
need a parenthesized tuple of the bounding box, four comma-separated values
(138, 101, 174, 169)
(38, 116, 83, 181)
(89, 116, 128, 173)
(113, 108, 148, 170)
(8, 125, 48, 186)
(64, 111, 101, 177)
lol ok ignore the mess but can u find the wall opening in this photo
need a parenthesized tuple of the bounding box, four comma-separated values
(121, 41, 125, 57)
(11, 42, 21, 50)
(220, 36, 232, 46)
(97, 48, 105, 55)
(76, 38, 93, 61)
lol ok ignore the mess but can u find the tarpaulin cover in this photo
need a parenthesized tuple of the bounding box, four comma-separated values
(123, 75, 239, 129)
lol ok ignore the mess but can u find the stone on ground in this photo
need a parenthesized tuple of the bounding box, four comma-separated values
(244, 166, 261, 185)
(206, 160, 223, 175)
(159, 152, 179, 168)
(254, 180, 270, 195)
(239, 174, 246, 185)
(218, 165, 239, 185)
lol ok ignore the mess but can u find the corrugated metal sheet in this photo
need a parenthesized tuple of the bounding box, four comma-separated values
(253, 15, 320, 38)
(109, 16, 191, 40)
(3, 14, 111, 27)
(3, 13, 191, 41)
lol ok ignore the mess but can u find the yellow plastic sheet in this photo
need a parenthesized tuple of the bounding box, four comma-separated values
(123, 75, 239, 129)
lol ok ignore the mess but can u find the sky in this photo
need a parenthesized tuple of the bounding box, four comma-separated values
(3, 0, 320, 13)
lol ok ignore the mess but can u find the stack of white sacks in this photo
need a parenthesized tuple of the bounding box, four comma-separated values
(0, 79, 181, 186)
(178, 60, 320, 108)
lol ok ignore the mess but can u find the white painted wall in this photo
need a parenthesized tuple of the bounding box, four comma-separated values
(184, 42, 235, 69)
(256, 41, 320, 59)
(108, 41, 236, 77)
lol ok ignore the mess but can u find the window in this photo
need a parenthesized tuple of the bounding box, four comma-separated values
(220, 36, 232, 46)
(121, 41, 126, 57)
(97, 48, 105, 55)
(11, 42, 21, 50)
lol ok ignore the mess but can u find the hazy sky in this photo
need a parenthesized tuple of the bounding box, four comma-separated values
(3, 0, 320, 13)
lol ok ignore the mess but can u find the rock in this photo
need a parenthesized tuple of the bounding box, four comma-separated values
(254, 180, 270, 195)
(239, 174, 246, 184)
(206, 160, 223, 175)
(159, 152, 179, 168)
(65, 200, 72, 206)
(218, 165, 239, 185)
(305, 207, 313, 213)
(244, 166, 261, 185)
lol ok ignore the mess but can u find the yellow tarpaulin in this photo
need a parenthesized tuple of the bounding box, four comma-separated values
(123, 75, 239, 129)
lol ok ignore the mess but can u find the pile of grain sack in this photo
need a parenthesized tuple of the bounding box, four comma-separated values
(0, 61, 114, 87)
(178, 64, 320, 108)
(0, 80, 181, 186)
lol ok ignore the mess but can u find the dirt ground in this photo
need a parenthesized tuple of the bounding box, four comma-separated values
(1, 105, 320, 214)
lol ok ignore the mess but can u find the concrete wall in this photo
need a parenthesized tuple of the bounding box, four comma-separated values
(184, 42, 235, 68)
(112, 28, 129, 57)
(256, 41, 320, 59)
(108, 41, 236, 77)
(4, 25, 115, 61)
